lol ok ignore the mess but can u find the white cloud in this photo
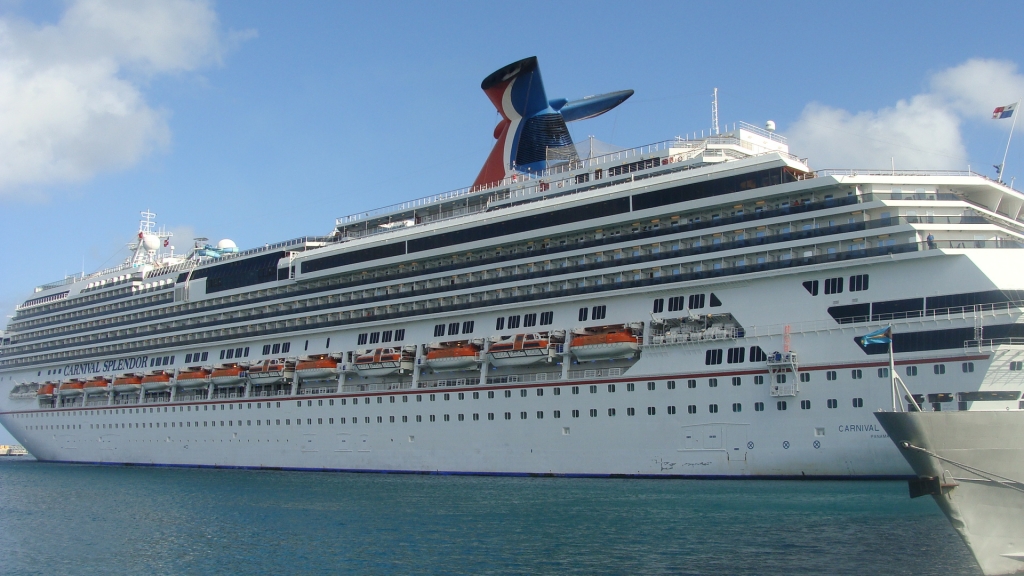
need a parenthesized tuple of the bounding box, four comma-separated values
(788, 58, 1024, 170)
(0, 0, 252, 197)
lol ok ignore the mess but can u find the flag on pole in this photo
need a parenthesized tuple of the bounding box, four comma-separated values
(993, 103, 1017, 119)
(858, 326, 892, 347)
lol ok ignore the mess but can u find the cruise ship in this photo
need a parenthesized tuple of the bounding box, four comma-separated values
(2, 57, 1024, 477)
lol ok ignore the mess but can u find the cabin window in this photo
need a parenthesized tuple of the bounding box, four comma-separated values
(591, 305, 606, 320)
(540, 311, 554, 325)
(653, 298, 664, 313)
(578, 307, 588, 321)
(824, 277, 843, 294)
(827, 399, 838, 408)
(461, 321, 475, 334)
(802, 280, 819, 296)
(667, 380, 676, 390)
(852, 398, 864, 408)
(356, 334, 368, 346)
(727, 347, 745, 363)
(523, 313, 537, 327)
(495, 317, 505, 331)
(800, 400, 811, 410)
(434, 324, 445, 337)
(704, 349, 723, 365)
(849, 274, 869, 292)
(508, 315, 521, 329)
(369, 332, 381, 344)
(447, 322, 459, 336)
(394, 329, 405, 341)
(381, 331, 392, 343)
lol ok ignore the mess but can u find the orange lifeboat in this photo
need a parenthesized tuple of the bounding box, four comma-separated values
(424, 342, 481, 372)
(112, 374, 143, 393)
(175, 368, 210, 390)
(354, 347, 409, 376)
(211, 364, 247, 388)
(487, 333, 553, 367)
(295, 356, 339, 381)
(36, 383, 56, 399)
(248, 359, 290, 385)
(58, 380, 85, 397)
(82, 377, 110, 395)
(570, 327, 640, 361)
(141, 371, 173, 391)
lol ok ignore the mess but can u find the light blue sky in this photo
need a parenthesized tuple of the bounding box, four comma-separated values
(1, 0, 1023, 444)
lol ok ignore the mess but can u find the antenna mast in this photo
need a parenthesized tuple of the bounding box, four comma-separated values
(711, 88, 719, 136)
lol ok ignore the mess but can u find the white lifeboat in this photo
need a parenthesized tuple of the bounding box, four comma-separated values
(112, 374, 143, 393)
(295, 355, 340, 381)
(424, 341, 481, 372)
(58, 380, 85, 397)
(487, 333, 555, 367)
(82, 377, 110, 396)
(248, 359, 291, 386)
(354, 347, 412, 376)
(570, 325, 640, 361)
(211, 364, 247, 388)
(141, 371, 173, 391)
(174, 368, 210, 390)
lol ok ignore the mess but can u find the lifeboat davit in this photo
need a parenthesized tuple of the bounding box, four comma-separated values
(211, 364, 247, 388)
(487, 333, 553, 367)
(82, 377, 110, 395)
(248, 360, 290, 385)
(424, 343, 481, 372)
(174, 369, 210, 390)
(36, 383, 56, 400)
(354, 348, 409, 376)
(58, 380, 85, 397)
(570, 327, 640, 361)
(295, 356, 339, 381)
(112, 374, 143, 393)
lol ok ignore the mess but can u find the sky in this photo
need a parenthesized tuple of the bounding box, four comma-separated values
(1, 0, 1023, 444)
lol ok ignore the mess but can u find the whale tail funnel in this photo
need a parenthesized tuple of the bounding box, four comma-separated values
(472, 57, 633, 189)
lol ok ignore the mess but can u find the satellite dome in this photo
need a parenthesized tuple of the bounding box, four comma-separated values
(217, 239, 237, 250)
(142, 234, 161, 251)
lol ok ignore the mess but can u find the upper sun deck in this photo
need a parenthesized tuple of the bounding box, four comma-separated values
(332, 123, 801, 241)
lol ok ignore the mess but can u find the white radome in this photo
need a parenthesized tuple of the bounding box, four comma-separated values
(142, 234, 161, 251)
(217, 239, 237, 250)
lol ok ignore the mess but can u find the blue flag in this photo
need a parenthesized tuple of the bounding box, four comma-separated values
(859, 326, 892, 347)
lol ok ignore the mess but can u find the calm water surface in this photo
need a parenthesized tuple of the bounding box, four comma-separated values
(0, 458, 978, 575)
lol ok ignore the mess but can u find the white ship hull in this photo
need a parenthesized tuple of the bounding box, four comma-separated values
(876, 410, 1024, 576)
(3, 249, 1023, 477)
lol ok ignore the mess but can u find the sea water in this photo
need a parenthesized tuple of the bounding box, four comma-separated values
(0, 458, 979, 575)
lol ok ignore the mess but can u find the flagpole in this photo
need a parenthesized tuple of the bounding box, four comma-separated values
(998, 98, 1021, 183)
(889, 339, 899, 411)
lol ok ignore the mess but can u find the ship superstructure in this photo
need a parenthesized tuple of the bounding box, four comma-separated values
(2, 58, 1024, 477)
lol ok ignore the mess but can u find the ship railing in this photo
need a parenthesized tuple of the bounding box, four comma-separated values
(646, 327, 740, 346)
(816, 168, 984, 178)
(567, 368, 623, 380)
(965, 338, 1024, 351)
(333, 134, 804, 229)
(833, 300, 1024, 326)
(297, 386, 337, 395)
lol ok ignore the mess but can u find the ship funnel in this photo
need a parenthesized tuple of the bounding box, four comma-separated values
(472, 57, 633, 188)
